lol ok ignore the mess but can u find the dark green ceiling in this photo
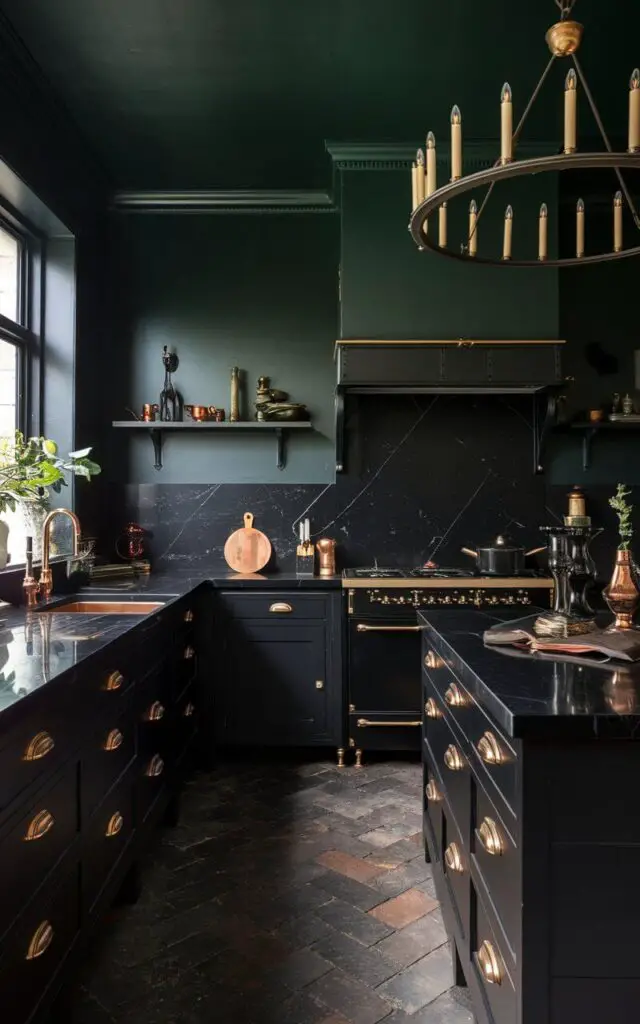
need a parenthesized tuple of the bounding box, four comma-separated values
(0, 0, 638, 188)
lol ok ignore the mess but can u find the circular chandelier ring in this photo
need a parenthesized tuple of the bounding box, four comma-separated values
(409, 151, 640, 267)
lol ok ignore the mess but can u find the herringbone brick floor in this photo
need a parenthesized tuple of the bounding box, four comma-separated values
(67, 756, 474, 1024)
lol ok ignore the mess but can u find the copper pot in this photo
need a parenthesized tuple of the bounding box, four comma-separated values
(185, 405, 217, 422)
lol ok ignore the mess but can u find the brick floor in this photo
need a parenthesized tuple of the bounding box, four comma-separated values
(64, 755, 475, 1023)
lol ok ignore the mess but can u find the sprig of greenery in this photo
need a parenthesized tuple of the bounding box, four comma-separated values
(0, 431, 100, 516)
(609, 483, 633, 551)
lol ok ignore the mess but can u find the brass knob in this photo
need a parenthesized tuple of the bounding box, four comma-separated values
(145, 754, 164, 777)
(444, 744, 464, 771)
(444, 683, 466, 707)
(23, 731, 55, 762)
(477, 731, 505, 765)
(425, 779, 441, 802)
(24, 810, 55, 842)
(26, 921, 53, 960)
(424, 698, 442, 719)
(444, 842, 464, 873)
(106, 812, 124, 838)
(103, 728, 124, 751)
(477, 817, 505, 856)
(104, 670, 124, 691)
(184, 645, 195, 660)
(145, 701, 165, 722)
(184, 609, 194, 623)
(477, 939, 503, 985)
(269, 602, 292, 613)
(315, 680, 325, 690)
(425, 650, 444, 670)
(183, 702, 195, 717)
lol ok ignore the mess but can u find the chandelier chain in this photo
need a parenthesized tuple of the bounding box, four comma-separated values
(571, 54, 640, 231)
(554, 0, 578, 18)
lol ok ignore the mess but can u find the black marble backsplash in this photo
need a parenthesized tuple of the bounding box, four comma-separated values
(108, 395, 621, 577)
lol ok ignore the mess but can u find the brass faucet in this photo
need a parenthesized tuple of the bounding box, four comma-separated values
(23, 508, 81, 606)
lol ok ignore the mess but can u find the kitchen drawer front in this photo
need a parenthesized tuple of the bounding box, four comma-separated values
(81, 705, 136, 822)
(423, 693, 470, 842)
(442, 806, 470, 939)
(423, 756, 443, 865)
(0, 863, 80, 1022)
(349, 713, 421, 753)
(471, 882, 517, 1024)
(174, 685, 198, 763)
(349, 619, 421, 713)
(83, 771, 135, 914)
(219, 592, 328, 621)
(0, 708, 72, 816)
(471, 778, 519, 963)
(0, 764, 78, 943)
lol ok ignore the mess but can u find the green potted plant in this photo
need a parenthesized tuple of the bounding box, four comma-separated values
(0, 431, 100, 567)
(605, 483, 639, 630)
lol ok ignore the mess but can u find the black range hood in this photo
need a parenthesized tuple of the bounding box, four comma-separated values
(334, 339, 566, 473)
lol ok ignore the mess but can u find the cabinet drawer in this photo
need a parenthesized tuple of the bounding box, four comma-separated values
(350, 713, 421, 753)
(81, 706, 136, 822)
(471, 882, 516, 1024)
(423, 756, 443, 865)
(174, 686, 198, 763)
(442, 807, 470, 939)
(83, 771, 135, 914)
(472, 780, 519, 962)
(423, 692, 470, 842)
(137, 749, 169, 823)
(219, 592, 328, 620)
(0, 711, 71, 817)
(0, 765, 78, 943)
(0, 864, 80, 1022)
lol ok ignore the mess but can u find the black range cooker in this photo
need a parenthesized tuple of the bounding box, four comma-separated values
(343, 567, 553, 766)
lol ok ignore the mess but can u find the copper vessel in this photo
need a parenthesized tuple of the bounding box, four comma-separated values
(603, 548, 640, 630)
(316, 538, 337, 577)
(185, 405, 217, 422)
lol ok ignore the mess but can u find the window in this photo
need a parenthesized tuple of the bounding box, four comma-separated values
(0, 220, 31, 438)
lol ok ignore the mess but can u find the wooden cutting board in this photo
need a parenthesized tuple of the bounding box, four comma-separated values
(223, 512, 272, 573)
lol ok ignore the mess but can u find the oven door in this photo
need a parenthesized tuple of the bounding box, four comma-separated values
(348, 618, 421, 714)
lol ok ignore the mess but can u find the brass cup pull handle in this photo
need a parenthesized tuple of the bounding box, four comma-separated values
(183, 702, 195, 717)
(104, 728, 124, 751)
(184, 645, 195, 660)
(145, 701, 166, 722)
(477, 731, 505, 765)
(145, 754, 164, 777)
(26, 921, 54, 960)
(23, 731, 55, 762)
(183, 609, 194, 622)
(424, 698, 442, 719)
(106, 812, 124, 838)
(358, 624, 421, 632)
(444, 744, 465, 771)
(477, 939, 503, 985)
(444, 842, 464, 873)
(425, 779, 441, 802)
(104, 670, 124, 692)
(357, 719, 422, 728)
(476, 817, 505, 856)
(425, 650, 444, 669)
(269, 602, 292, 613)
(24, 809, 55, 842)
(444, 683, 466, 707)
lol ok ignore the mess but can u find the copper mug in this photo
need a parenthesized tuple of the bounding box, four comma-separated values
(142, 403, 159, 422)
(185, 405, 216, 422)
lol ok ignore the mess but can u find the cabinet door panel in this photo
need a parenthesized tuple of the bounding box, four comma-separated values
(218, 622, 329, 745)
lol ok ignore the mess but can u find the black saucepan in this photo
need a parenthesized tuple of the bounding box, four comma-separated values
(461, 534, 546, 576)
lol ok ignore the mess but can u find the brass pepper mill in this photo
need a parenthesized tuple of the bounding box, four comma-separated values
(230, 366, 240, 422)
(316, 538, 337, 577)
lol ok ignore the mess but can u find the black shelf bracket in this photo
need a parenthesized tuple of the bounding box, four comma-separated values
(580, 426, 600, 470)
(532, 390, 560, 474)
(275, 428, 285, 471)
(150, 429, 163, 471)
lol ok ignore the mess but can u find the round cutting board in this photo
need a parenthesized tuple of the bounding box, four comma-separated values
(223, 512, 272, 574)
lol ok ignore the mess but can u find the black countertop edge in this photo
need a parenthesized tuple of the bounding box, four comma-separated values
(82, 569, 342, 594)
(419, 607, 640, 739)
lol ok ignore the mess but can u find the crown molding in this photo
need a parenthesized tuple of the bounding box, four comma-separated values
(325, 140, 560, 172)
(111, 189, 337, 214)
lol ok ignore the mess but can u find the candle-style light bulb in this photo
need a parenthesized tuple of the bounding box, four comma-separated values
(416, 148, 425, 205)
(564, 69, 577, 154)
(426, 132, 437, 196)
(439, 202, 447, 248)
(468, 199, 478, 257)
(501, 83, 513, 164)
(450, 105, 462, 181)
(538, 203, 548, 261)
(629, 69, 640, 153)
(614, 190, 623, 253)
(576, 197, 585, 258)
(411, 161, 418, 212)
(503, 205, 513, 261)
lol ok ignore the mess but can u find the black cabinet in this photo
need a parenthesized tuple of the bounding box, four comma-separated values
(214, 591, 343, 754)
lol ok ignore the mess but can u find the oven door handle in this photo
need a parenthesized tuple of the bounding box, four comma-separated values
(356, 719, 422, 727)
(355, 624, 422, 633)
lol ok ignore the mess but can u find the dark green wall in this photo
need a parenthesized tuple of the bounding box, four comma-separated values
(112, 213, 339, 484)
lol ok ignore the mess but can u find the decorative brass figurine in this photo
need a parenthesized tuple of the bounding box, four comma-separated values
(230, 366, 240, 422)
(255, 375, 309, 422)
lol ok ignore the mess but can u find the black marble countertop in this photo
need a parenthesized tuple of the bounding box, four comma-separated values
(0, 568, 341, 725)
(420, 607, 640, 739)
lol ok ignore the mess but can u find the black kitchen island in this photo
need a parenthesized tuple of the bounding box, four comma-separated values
(420, 606, 640, 1024)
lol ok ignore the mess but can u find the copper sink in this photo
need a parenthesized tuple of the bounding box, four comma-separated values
(39, 600, 165, 615)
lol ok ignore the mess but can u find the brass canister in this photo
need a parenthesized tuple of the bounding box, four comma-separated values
(316, 538, 337, 577)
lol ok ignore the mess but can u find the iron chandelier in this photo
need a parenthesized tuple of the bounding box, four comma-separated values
(408, 0, 640, 267)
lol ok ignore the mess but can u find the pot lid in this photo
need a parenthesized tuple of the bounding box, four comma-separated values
(478, 534, 523, 552)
